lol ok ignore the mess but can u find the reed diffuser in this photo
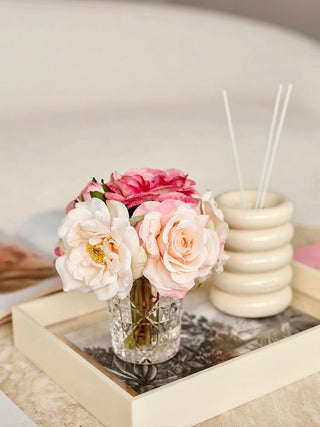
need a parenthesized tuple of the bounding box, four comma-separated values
(211, 85, 294, 317)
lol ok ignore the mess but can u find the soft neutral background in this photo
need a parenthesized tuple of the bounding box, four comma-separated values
(1, 0, 320, 235)
(145, 0, 320, 42)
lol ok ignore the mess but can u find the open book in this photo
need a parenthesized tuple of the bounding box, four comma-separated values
(0, 239, 61, 323)
(0, 210, 64, 323)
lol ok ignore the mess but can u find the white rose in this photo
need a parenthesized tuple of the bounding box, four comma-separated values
(200, 191, 229, 272)
(56, 198, 145, 300)
(200, 191, 229, 241)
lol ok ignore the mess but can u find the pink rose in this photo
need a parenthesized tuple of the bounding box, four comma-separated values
(54, 242, 64, 265)
(54, 245, 64, 257)
(104, 168, 198, 209)
(78, 181, 104, 202)
(65, 200, 76, 214)
(133, 199, 220, 298)
(65, 181, 104, 213)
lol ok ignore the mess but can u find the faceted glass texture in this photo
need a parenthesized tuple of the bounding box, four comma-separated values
(107, 277, 183, 364)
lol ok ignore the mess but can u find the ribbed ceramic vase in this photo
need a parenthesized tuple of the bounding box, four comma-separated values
(107, 277, 183, 364)
(211, 190, 294, 318)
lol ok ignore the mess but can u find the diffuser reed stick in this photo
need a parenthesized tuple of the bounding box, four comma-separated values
(223, 85, 292, 210)
(223, 90, 245, 208)
(258, 84, 293, 208)
(255, 84, 283, 208)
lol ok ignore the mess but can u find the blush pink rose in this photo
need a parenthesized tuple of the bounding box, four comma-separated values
(78, 181, 104, 202)
(104, 168, 198, 209)
(54, 245, 64, 257)
(133, 199, 220, 298)
(65, 181, 104, 213)
(65, 200, 76, 214)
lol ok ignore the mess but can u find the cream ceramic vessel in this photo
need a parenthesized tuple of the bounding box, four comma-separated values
(211, 286, 293, 318)
(226, 222, 294, 252)
(217, 191, 294, 230)
(211, 190, 294, 318)
(225, 244, 293, 273)
(213, 265, 293, 295)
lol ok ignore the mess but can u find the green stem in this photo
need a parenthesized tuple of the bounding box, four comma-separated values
(125, 277, 159, 349)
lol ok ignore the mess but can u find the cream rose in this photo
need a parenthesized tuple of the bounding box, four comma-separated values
(133, 200, 221, 298)
(56, 198, 145, 300)
(200, 191, 228, 241)
(200, 191, 229, 272)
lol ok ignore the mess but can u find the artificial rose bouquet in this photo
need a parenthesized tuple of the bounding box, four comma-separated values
(55, 168, 228, 301)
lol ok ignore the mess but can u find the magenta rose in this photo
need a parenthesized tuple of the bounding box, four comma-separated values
(104, 168, 198, 209)
(65, 180, 104, 213)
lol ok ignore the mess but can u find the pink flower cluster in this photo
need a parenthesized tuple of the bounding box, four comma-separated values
(105, 168, 198, 209)
(57, 168, 228, 300)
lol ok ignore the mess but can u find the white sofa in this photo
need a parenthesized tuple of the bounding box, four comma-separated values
(1, 0, 320, 236)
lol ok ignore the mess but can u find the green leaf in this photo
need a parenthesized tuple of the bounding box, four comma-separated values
(90, 191, 105, 201)
(101, 178, 108, 192)
(129, 216, 144, 226)
(196, 277, 205, 288)
(124, 333, 136, 350)
(92, 177, 97, 183)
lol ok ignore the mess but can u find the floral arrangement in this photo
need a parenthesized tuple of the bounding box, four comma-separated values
(55, 168, 228, 301)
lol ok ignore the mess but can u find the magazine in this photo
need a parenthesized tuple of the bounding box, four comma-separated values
(0, 236, 60, 322)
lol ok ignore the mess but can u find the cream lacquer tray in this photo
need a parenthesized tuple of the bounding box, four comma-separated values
(12, 262, 320, 427)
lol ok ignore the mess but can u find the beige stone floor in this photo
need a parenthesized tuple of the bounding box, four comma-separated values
(0, 226, 319, 427)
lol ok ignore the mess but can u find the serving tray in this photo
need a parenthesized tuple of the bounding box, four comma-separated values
(12, 262, 320, 427)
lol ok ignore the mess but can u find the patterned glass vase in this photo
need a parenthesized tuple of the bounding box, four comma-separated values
(107, 276, 183, 364)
